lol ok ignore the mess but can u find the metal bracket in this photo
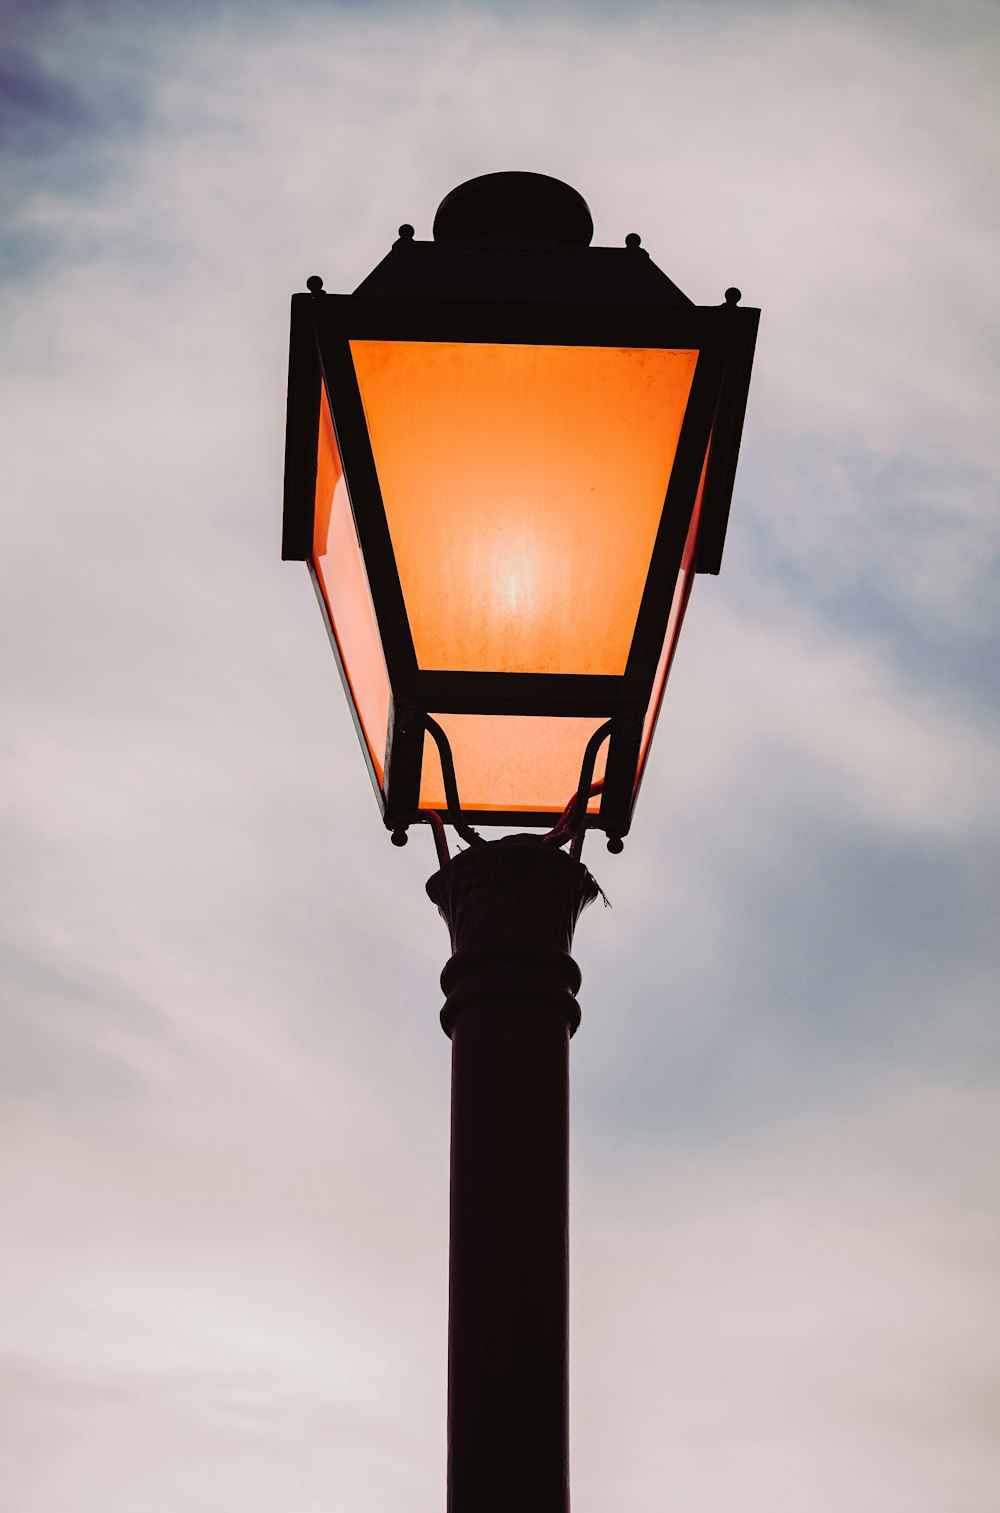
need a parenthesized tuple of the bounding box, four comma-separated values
(544, 718, 616, 860)
(389, 707, 484, 863)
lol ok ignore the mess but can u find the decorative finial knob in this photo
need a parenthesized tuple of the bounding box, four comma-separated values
(391, 827, 409, 848)
(397, 224, 415, 242)
(625, 232, 642, 250)
(724, 286, 742, 305)
(433, 172, 593, 247)
(607, 835, 624, 854)
(306, 275, 325, 294)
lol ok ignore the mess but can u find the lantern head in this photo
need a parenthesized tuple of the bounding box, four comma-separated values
(282, 173, 758, 847)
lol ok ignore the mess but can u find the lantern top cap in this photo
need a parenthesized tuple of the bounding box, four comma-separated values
(433, 171, 594, 248)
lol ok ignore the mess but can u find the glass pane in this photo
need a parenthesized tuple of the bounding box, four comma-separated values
(311, 381, 391, 784)
(635, 444, 710, 792)
(351, 340, 698, 676)
(420, 714, 609, 815)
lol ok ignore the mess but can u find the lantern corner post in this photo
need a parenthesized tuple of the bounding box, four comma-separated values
(426, 834, 601, 1513)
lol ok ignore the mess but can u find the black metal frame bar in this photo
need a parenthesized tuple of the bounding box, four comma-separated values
(281, 295, 322, 561)
(695, 306, 759, 575)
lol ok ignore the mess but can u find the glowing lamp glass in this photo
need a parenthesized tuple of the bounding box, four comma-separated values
(420, 714, 609, 815)
(350, 340, 698, 677)
(635, 443, 711, 793)
(311, 385, 390, 783)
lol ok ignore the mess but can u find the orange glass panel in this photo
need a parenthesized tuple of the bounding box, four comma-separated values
(311, 382, 391, 784)
(635, 444, 710, 790)
(351, 340, 698, 675)
(420, 714, 609, 814)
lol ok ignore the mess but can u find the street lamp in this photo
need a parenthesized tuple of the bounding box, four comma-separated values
(282, 171, 757, 1512)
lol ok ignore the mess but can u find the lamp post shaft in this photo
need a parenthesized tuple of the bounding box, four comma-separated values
(427, 836, 599, 1513)
(447, 975, 572, 1510)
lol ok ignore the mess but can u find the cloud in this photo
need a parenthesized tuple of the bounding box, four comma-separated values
(0, 0, 998, 1508)
(572, 1075, 1000, 1513)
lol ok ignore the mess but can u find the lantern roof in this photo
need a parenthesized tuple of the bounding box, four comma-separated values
(353, 170, 694, 309)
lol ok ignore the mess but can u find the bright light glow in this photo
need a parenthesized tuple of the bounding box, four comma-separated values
(351, 339, 698, 676)
(491, 539, 538, 619)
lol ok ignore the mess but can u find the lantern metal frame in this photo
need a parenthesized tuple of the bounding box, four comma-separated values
(283, 266, 758, 845)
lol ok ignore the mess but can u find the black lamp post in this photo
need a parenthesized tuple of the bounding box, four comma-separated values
(281, 171, 758, 1512)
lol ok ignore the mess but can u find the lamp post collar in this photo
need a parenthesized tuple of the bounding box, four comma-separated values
(427, 833, 600, 958)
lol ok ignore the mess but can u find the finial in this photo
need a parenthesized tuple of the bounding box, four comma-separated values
(625, 232, 642, 250)
(724, 286, 742, 305)
(607, 835, 624, 854)
(397, 223, 415, 242)
(391, 827, 409, 847)
(306, 275, 325, 295)
(433, 172, 593, 247)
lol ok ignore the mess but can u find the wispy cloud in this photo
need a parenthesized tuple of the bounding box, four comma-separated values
(1, 1, 998, 1508)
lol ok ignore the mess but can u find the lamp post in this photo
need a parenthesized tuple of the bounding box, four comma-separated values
(281, 171, 758, 1512)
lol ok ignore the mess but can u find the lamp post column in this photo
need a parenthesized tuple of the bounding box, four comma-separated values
(427, 834, 600, 1513)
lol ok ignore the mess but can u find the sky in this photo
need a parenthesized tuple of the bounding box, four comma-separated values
(1, 0, 998, 1508)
